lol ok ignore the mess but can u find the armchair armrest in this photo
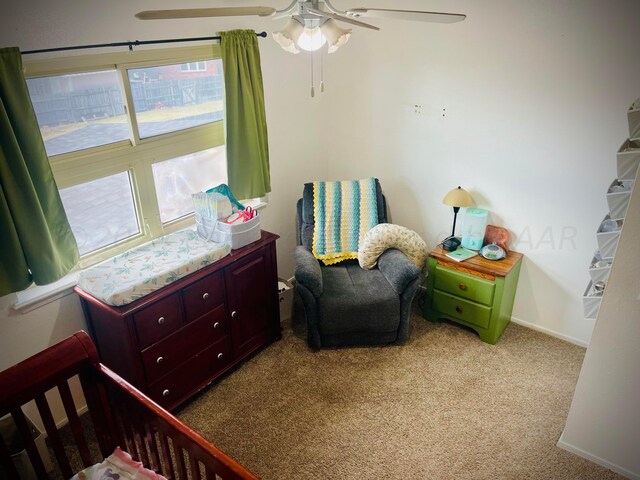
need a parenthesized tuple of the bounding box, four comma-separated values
(294, 246, 323, 298)
(377, 248, 420, 295)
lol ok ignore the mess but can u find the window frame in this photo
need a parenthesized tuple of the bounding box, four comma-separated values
(24, 45, 228, 268)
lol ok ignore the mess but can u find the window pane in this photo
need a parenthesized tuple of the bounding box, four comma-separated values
(60, 172, 139, 255)
(127, 59, 223, 139)
(26, 71, 128, 157)
(153, 146, 227, 223)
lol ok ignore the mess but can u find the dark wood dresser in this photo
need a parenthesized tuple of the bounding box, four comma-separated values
(74, 231, 280, 411)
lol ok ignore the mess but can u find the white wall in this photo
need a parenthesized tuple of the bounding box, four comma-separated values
(322, 0, 640, 345)
(559, 175, 640, 478)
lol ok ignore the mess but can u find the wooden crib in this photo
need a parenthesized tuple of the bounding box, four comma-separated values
(0, 331, 258, 479)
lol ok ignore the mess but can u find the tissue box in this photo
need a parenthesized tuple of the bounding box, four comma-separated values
(196, 213, 261, 250)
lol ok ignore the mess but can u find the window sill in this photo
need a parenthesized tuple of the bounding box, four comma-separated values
(13, 272, 80, 313)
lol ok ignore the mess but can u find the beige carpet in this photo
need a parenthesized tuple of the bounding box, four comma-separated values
(177, 296, 621, 480)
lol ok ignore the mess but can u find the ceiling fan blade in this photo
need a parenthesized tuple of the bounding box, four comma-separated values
(307, 7, 380, 31)
(135, 7, 276, 20)
(346, 8, 466, 24)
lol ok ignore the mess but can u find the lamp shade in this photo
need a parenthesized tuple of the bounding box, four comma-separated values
(272, 18, 304, 54)
(443, 186, 474, 207)
(320, 19, 352, 53)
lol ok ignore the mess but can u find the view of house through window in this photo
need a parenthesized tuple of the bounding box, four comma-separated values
(128, 59, 223, 139)
(25, 47, 232, 263)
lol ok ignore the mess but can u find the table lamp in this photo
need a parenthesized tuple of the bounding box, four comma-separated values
(442, 186, 474, 251)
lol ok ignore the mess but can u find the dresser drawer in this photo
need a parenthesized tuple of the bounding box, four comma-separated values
(141, 304, 229, 384)
(133, 293, 183, 349)
(182, 271, 225, 322)
(432, 290, 492, 329)
(148, 335, 232, 408)
(434, 265, 495, 306)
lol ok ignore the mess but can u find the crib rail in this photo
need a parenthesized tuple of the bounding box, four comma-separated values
(0, 331, 258, 480)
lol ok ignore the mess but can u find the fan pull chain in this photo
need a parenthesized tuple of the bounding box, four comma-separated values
(310, 53, 315, 98)
(320, 50, 325, 93)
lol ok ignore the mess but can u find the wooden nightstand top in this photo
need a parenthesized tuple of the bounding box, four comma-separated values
(430, 245, 523, 278)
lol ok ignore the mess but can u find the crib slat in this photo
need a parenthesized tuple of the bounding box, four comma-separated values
(10, 407, 48, 479)
(58, 380, 93, 467)
(34, 394, 73, 478)
(145, 423, 161, 471)
(132, 415, 150, 467)
(174, 444, 188, 480)
(0, 433, 20, 479)
(79, 370, 114, 458)
(158, 432, 175, 479)
(189, 454, 201, 480)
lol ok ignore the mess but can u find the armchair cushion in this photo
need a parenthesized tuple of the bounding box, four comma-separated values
(319, 262, 400, 335)
(294, 246, 323, 298)
(377, 249, 421, 295)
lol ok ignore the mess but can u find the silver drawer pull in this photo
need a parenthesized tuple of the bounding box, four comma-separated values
(157, 316, 165, 325)
(202, 292, 210, 300)
(162, 389, 170, 397)
(213, 322, 220, 329)
(156, 356, 164, 365)
(231, 310, 237, 318)
(217, 353, 224, 359)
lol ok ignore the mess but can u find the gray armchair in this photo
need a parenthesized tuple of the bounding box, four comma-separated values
(294, 180, 420, 349)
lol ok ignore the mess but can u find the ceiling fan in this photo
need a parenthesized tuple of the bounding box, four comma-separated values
(136, 1, 466, 55)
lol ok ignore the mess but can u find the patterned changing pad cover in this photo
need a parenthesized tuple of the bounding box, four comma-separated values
(78, 230, 231, 306)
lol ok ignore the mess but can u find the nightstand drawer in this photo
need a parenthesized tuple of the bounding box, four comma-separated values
(432, 290, 492, 329)
(434, 265, 495, 306)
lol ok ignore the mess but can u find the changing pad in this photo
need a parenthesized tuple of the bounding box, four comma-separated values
(78, 230, 231, 306)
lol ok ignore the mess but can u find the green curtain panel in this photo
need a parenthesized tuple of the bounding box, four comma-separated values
(220, 30, 271, 200)
(0, 47, 79, 296)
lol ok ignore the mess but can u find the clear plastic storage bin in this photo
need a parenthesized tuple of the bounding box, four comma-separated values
(606, 179, 634, 220)
(588, 251, 613, 285)
(596, 215, 623, 259)
(616, 139, 640, 181)
(582, 281, 603, 320)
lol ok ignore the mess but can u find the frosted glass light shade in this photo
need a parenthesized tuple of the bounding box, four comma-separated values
(443, 186, 474, 207)
(297, 27, 327, 52)
(321, 19, 352, 53)
(272, 18, 303, 54)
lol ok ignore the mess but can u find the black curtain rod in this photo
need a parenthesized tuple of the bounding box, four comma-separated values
(22, 31, 268, 55)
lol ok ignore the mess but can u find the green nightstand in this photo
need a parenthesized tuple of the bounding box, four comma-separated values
(423, 245, 523, 344)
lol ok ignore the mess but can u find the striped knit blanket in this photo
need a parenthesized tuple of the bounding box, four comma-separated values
(312, 178, 379, 265)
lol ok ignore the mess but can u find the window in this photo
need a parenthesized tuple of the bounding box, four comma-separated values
(24, 46, 235, 266)
(180, 61, 207, 72)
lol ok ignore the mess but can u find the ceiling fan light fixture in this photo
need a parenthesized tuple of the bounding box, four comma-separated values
(272, 18, 303, 54)
(297, 26, 327, 52)
(320, 19, 352, 53)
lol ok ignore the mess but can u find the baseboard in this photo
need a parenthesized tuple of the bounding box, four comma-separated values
(510, 316, 589, 348)
(54, 404, 88, 430)
(557, 436, 639, 479)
